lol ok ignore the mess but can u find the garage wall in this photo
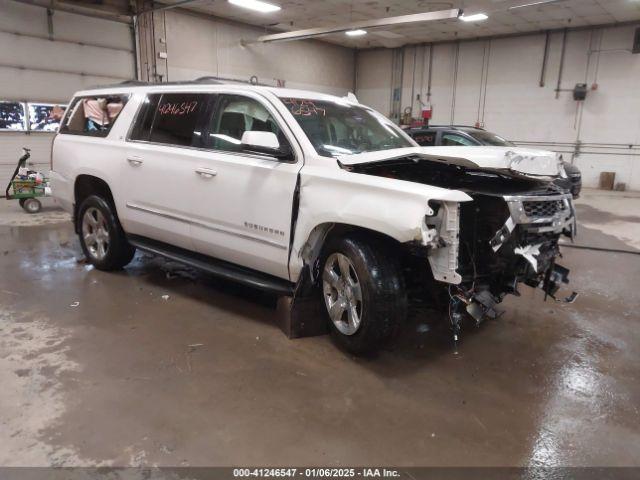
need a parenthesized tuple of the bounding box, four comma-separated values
(162, 10, 355, 95)
(355, 49, 392, 117)
(0, 0, 135, 185)
(355, 24, 640, 191)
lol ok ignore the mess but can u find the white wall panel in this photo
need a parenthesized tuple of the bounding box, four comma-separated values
(356, 49, 392, 115)
(0, 0, 130, 51)
(0, 69, 123, 104)
(452, 41, 486, 126)
(0, 32, 133, 83)
(428, 43, 457, 125)
(164, 11, 354, 96)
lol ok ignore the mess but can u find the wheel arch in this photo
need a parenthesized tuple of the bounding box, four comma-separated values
(297, 221, 404, 282)
(73, 175, 116, 233)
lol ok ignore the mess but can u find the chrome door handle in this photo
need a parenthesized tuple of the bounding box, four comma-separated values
(127, 156, 143, 166)
(195, 168, 217, 179)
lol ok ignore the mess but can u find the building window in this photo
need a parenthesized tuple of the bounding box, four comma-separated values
(0, 101, 26, 131)
(29, 103, 67, 132)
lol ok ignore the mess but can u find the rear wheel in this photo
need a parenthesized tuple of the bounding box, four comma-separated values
(321, 234, 407, 354)
(77, 195, 135, 270)
(22, 198, 41, 214)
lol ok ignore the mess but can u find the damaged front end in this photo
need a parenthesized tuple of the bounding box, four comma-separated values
(344, 154, 578, 341)
(444, 191, 577, 339)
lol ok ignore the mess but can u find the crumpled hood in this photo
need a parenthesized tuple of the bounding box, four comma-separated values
(337, 146, 566, 178)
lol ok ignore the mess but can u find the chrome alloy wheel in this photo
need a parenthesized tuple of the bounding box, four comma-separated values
(322, 253, 363, 336)
(82, 207, 110, 261)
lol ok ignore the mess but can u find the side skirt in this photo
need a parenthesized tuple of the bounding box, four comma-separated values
(127, 234, 295, 296)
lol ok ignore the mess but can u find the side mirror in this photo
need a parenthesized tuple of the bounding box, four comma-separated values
(240, 131, 292, 160)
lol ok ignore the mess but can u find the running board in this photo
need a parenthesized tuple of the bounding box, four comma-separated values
(127, 235, 295, 296)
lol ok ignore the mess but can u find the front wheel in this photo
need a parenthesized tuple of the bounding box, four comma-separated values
(77, 195, 135, 271)
(321, 235, 407, 354)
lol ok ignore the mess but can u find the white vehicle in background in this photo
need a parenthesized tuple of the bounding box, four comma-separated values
(51, 80, 576, 354)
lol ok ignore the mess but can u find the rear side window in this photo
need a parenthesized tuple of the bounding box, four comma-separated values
(410, 131, 436, 146)
(59, 95, 128, 137)
(130, 93, 208, 147)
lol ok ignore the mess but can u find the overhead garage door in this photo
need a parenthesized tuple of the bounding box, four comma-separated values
(0, 0, 134, 190)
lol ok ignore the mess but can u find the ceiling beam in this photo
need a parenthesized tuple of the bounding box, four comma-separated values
(247, 8, 461, 44)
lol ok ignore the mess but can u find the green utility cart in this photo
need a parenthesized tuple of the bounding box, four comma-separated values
(4, 148, 50, 214)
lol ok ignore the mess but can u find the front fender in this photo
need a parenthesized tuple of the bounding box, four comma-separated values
(289, 166, 471, 280)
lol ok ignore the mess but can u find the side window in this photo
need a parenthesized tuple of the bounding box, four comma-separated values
(129, 94, 161, 142)
(148, 93, 208, 147)
(207, 94, 289, 154)
(441, 133, 475, 146)
(59, 95, 128, 137)
(412, 131, 436, 146)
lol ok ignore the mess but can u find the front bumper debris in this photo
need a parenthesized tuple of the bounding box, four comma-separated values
(491, 193, 576, 252)
(447, 191, 578, 343)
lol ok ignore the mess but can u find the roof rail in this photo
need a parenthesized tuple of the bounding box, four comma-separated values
(88, 75, 273, 91)
(194, 75, 270, 86)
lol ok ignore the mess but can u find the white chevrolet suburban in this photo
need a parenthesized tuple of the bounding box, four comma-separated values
(51, 80, 576, 353)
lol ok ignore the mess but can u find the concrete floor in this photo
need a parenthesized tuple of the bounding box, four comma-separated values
(1, 189, 639, 467)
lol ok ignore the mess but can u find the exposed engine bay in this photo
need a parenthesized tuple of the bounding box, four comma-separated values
(343, 154, 578, 340)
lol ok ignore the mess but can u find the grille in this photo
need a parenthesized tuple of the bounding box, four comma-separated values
(523, 199, 565, 218)
(520, 229, 560, 245)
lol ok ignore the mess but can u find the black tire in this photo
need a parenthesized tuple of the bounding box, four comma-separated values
(77, 195, 135, 271)
(22, 198, 41, 214)
(320, 234, 407, 354)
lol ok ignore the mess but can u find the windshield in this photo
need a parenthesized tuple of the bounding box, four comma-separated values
(279, 97, 414, 157)
(466, 130, 514, 146)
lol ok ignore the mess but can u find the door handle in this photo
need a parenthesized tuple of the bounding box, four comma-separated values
(195, 167, 217, 179)
(127, 156, 143, 167)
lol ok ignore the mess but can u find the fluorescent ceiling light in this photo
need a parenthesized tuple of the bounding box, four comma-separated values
(345, 29, 367, 36)
(460, 13, 488, 22)
(228, 0, 281, 13)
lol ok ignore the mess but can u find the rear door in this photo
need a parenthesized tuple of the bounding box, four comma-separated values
(188, 92, 303, 280)
(121, 92, 213, 250)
